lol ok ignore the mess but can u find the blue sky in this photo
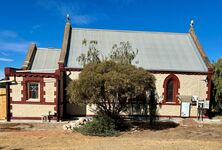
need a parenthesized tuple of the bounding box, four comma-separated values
(0, 0, 222, 78)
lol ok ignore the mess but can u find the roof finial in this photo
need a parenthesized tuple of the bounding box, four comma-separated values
(190, 19, 194, 28)
(66, 14, 70, 23)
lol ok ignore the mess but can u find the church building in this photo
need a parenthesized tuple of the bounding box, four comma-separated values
(4, 20, 212, 121)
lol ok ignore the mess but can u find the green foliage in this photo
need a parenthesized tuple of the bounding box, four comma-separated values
(109, 41, 138, 64)
(148, 90, 157, 125)
(67, 61, 157, 124)
(77, 40, 137, 66)
(212, 58, 222, 112)
(77, 40, 101, 66)
(0, 82, 6, 88)
(75, 113, 120, 137)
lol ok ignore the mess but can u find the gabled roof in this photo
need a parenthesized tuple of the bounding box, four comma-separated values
(66, 28, 208, 72)
(30, 48, 61, 73)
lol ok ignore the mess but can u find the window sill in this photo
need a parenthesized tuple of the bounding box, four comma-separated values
(27, 99, 40, 102)
(163, 102, 179, 105)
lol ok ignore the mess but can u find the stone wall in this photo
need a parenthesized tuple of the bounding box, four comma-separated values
(66, 71, 208, 117)
(43, 78, 56, 103)
(12, 104, 55, 117)
(9, 77, 23, 102)
(154, 74, 208, 102)
(156, 104, 198, 117)
(9, 76, 57, 119)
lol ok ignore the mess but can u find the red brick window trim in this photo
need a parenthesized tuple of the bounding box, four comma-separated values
(22, 77, 45, 103)
(163, 74, 180, 105)
(27, 82, 39, 100)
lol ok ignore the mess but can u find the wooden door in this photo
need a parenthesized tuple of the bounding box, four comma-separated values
(0, 88, 6, 120)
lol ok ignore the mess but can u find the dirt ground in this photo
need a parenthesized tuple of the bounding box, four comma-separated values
(0, 120, 222, 150)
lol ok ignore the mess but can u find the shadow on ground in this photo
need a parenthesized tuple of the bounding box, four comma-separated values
(131, 121, 179, 131)
(0, 123, 33, 132)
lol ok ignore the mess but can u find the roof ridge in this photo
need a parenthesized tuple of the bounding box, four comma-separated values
(38, 48, 61, 51)
(72, 27, 188, 35)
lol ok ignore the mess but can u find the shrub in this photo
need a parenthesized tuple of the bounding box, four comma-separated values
(75, 114, 120, 137)
(67, 61, 157, 125)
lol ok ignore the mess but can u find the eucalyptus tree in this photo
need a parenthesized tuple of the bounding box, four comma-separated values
(212, 58, 222, 113)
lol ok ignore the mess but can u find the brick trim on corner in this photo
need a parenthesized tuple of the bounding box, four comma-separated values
(54, 80, 58, 112)
(5, 70, 11, 121)
(207, 68, 213, 100)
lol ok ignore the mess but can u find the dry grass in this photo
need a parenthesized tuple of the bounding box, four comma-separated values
(0, 121, 222, 150)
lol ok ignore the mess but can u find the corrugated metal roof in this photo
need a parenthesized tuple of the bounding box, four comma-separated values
(66, 28, 208, 72)
(30, 48, 61, 73)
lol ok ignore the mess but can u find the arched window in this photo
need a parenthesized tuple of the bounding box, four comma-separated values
(163, 74, 180, 104)
(166, 79, 174, 102)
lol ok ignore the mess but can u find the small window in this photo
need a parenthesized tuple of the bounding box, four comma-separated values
(28, 82, 39, 99)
